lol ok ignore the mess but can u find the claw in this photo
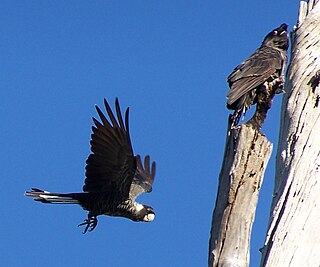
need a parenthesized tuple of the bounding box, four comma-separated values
(78, 216, 97, 234)
(273, 77, 285, 94)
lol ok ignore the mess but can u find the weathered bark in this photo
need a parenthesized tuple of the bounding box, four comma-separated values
(260, 1, 320, 266)
(208, 124, 272, 267)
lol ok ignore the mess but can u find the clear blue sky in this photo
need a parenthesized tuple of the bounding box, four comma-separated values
(1, 1, 298, 266)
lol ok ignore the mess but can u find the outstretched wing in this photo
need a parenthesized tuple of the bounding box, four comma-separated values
(84, 98, 136, 197)
(129, 155, 156, 201)
(227, 46, 283, 106)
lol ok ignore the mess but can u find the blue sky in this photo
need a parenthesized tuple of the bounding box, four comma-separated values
(1, 1, 298, 266)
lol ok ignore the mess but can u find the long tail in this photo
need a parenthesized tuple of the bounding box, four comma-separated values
(25, 188, 79, 204)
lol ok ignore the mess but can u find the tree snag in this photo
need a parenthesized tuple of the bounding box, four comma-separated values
(208, 123, 272, 267)
(260, 1, 320, 266)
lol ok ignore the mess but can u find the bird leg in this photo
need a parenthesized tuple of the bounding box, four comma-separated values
(78, 215, 98, 234)
(229, 105, 246, 129)
(230, 111, 240, 129)
(247, 82, 274, 130)
(273, 76, 285, 94)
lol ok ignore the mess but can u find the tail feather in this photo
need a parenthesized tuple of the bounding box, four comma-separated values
(25, 188, 79, 204)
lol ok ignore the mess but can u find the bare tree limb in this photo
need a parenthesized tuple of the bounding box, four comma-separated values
(208, 124, 272, 267)
(260, 1, 320, 266)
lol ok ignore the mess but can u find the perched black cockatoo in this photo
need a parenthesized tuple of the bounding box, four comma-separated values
(25, 99, 156, 233)
(226, 23, 289, 128)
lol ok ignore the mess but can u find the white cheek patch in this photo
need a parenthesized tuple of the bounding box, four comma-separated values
(144, 213, 155, 222)
(135, 203, 144, 212)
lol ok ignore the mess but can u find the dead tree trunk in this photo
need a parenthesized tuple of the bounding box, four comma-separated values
(260, 1, 320, 266)
(208, 123, 273, 267)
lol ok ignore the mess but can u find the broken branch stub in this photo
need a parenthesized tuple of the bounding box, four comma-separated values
(208, 124, 272, 267)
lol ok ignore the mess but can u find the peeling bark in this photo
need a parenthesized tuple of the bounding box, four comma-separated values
(260, 1, 320, 266)
(208, 124, 272, 267)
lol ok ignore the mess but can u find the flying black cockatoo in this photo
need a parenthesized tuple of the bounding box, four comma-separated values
(226, 23, 289, 129)
(25, 99, 156, 233)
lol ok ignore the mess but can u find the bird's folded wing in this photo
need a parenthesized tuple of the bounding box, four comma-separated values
(227, 47, 282, 106)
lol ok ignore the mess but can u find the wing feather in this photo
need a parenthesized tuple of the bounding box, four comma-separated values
(227, 46, 283, 106)
(129, 155, 156, 201)
(83, 98, 136, 197)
